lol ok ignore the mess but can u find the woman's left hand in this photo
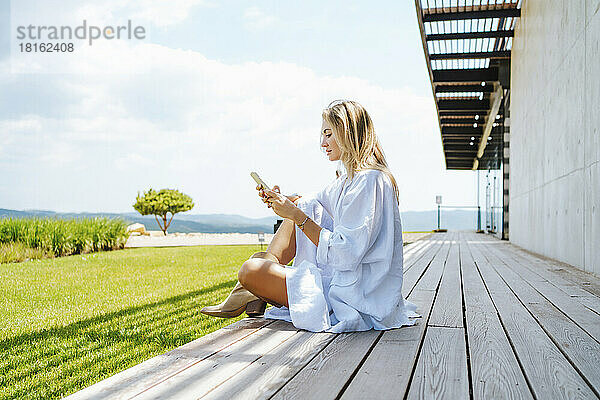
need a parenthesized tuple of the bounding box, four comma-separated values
(263, 188, 299, 220)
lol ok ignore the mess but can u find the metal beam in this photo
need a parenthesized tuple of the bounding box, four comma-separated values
(442, 126, 483, 135)
(444, 150, 479, 156)
(443, 134, 479, 139)
(444, 145, 478, 151)
(426, 30, 514, 41)
(438, 99, 489, 111)
(440, 117, 483, 125)
(442, 133, 482, 139)
(447, 163, 474, 170)
(436, 84, 494, 93)
(449, 159, 475, 164)
(439, 110, 487, 117)
(443, 140, 478, 145)
(430, 51, 511, 60)
(443, 138, 481, 142)
(422, 8, 521, 22)
(443, 144, 476, 151)
(444, 150, 477, 156)
(443, 140, 479, 145)
(448, 160, 475, 164)
(443, 135, 478, 140)
(433, 68, 498, 83)
(446, 155, 479, 160)
(444, 148, 475, 151)
(473, 84, 504, 170)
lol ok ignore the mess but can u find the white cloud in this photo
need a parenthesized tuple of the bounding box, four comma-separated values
(1, 40, 471, 217)
(39, 142, 83, 166)
(132, 0, 215, 27)
(72, 0, 213, 27)
(115, 153, 153, 171)
(0, 118, 43, 133)
(243, 6, 278, 31)
(10, 0, 213, 38)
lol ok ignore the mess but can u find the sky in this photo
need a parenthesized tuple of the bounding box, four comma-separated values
(0, 0, 479, 218)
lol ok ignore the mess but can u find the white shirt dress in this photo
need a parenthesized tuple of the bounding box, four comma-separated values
(264, 169, 422, 333)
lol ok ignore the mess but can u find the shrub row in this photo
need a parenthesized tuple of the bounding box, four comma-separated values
(0, 217, 128, 258)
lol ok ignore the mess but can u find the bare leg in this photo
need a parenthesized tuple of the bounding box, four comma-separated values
(201, 223, 296, 318)
(237, 219, 296, 308)
(238, 258, 289, 308)
(265, 218, 296, 265)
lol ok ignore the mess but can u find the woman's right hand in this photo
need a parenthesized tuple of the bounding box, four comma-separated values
(256, 185, 302, 206)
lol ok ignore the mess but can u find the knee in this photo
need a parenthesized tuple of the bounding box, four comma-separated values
(237, 263, 248, 287)
(250, 251, 279, 263)
(238, 259, 260, 287)
(250, 251, 268, 259)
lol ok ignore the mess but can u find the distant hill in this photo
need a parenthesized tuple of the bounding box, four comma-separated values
(0, 208, 481, 233)
(0, 209, 279, 234)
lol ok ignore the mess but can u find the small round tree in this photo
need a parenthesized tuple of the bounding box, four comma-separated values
(133, 188, 194, 235)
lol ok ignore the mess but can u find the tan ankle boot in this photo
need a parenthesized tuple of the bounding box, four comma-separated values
(200, 251, 280, 318)
(200, 281, 266, 318)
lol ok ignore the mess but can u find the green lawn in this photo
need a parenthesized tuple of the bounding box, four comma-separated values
(0, 245, 267, 400)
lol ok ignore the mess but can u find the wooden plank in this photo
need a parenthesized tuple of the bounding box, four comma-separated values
(478, 244, 600, 394)
(509, 243, 600, 298)
(485, 241, 600, 316)
(64, 318, 274, 400)
(403, 239, 446, 296)
(536, 281, 600, 316)
(405, 326, 469, 400)
(506, 249, 600, 314)
(340, 289, 436, 399)
(428, 238, 462, 328)
(459, 235, 533, 400)
(408, 233, 442, 257)
(415, 239, 451, 291)
(474, 234, 600, 299)
(403, 239, 430, 261)
(131, 320, 298, 400)
(201, 330, 336, 400)
(483, 240, 600, 341)
(272, 330, 380, 400)
(468, 241, 597, 399)
(404, 236, 439, 273)
(403, 240, 435, 274)
(343, 233, 453, 399)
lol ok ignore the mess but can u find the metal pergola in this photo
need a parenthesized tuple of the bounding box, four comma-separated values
(415, 0, 521, 170)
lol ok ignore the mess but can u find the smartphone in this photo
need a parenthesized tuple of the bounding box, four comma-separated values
(250, 172, 271, 191)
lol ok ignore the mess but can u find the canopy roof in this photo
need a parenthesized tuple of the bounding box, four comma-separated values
(415, 0, 522, 170)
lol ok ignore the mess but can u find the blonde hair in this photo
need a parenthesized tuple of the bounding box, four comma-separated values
(322, 99, 400, 205)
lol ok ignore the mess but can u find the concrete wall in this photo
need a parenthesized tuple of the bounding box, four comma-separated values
(510, 0, 600, 275)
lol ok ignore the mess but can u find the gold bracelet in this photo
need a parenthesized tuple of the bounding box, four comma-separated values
(297, 216, 309, 230)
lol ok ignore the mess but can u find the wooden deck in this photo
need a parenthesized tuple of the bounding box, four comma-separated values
(65, 232, 600, 400)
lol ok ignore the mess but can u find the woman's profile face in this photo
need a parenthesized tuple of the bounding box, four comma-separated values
(321, 119, 341, 161)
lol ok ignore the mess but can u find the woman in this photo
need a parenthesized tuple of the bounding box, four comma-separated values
(201, 100, 421, 333)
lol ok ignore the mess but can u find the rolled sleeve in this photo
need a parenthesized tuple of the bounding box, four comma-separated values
(315, 171, 384, 272)
(316, 227, 333, 266)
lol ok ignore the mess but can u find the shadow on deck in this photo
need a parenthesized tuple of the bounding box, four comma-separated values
(65, 232, 600, 399)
